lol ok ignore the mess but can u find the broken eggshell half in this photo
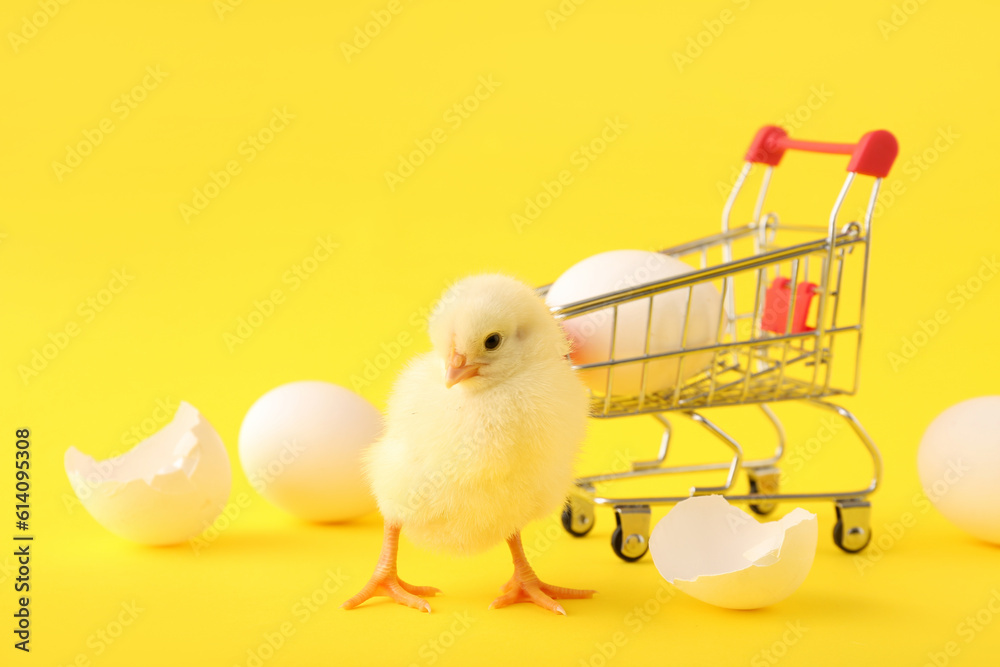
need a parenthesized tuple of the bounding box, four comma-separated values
(650, 495, 818, 610)
(64, 402, 232, 545)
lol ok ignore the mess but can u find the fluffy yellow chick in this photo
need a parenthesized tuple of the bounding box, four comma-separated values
(342, 274, 593, 614)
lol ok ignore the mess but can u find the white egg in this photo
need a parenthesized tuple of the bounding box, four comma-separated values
(545, 249, 721, 397)
(238, 381, 381, 523)
(64, 402, 232, 545)
(650, 495, 818, 610)
(918, 396, 1000, 544)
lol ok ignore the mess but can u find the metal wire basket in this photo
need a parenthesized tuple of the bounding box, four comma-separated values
(543, 125, 899, 561)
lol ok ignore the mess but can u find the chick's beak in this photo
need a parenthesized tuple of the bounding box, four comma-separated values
(445, 349, 480, 388)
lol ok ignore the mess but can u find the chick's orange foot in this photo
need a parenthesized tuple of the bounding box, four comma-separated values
(489, 532, 595, 615)
(341, 571, 440, 613)
(341, 522, 440, 613)
(489, 574, 596, 616)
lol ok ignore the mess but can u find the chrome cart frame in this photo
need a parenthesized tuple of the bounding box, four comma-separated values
(542, 126, 899, 561)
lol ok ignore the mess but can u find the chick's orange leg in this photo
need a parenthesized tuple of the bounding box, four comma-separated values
(341, 522, 440, 613)
(489, 532, 595, 615)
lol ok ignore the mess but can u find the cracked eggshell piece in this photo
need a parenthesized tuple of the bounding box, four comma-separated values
(650, 495, 817, 610)
(64, 402, 232, 546)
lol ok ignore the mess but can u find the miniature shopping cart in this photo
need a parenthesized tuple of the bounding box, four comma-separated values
(542, 126, 898, 561)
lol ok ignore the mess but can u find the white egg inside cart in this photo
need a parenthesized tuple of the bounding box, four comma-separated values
(545, 249, 722, 398)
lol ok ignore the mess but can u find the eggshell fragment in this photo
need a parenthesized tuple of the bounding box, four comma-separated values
(545, 249, 721, 397)
(64, 402, 232, 545)
(650, 495, 817, 609)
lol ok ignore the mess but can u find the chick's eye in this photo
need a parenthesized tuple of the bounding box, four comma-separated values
(484, 333, 502, 350)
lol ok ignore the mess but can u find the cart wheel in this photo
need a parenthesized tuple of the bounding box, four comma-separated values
(833, 499, 872, 553)
(748, 479, 776, 516)
(610, 506, 651, 562)
(747, 466, 780, 516)
(561, 495, 595, 538)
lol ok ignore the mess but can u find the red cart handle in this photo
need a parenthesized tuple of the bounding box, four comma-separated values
(744, 126, 898, 178)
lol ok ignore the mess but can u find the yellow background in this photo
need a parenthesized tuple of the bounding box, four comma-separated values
(2, 0, 999, 665)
